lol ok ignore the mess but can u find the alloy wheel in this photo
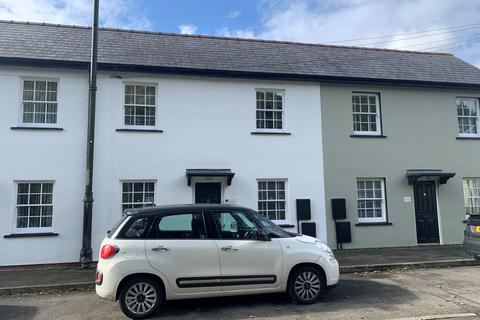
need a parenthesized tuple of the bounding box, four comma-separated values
(294, 271, 321, 300)
(125, 282, 157, 315)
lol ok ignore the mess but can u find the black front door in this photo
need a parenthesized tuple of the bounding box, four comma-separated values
(413, 181, 440, 244)
(195, 183, 221, 204)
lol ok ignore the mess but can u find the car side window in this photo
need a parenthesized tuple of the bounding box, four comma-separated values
(117, 217, 152, 239)
(152, 213, 207, 239)
(211, 211, 258, 240)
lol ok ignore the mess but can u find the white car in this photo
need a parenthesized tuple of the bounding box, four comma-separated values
(96, 204, 339, 319)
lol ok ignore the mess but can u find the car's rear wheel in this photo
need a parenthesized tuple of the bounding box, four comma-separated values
(288, 266, 325, 304)
(119, 276, 162, 319)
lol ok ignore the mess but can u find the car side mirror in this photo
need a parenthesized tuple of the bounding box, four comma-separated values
(258, 229, 271, 241)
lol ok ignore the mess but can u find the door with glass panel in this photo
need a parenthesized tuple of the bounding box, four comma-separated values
(208, 210, 283, 290)
(145, 212, 221, 294)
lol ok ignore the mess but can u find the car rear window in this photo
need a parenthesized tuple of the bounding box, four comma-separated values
(107, 215, 128, 238)
(116, 217, 153, 239)
(469, 215, 480, 224)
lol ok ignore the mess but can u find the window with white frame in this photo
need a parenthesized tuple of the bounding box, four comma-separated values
(352, 93, 381, 135)
(124, 84, 156, 127)
(463, 178, 480, 216)
(22, 80, 58, 124)
(122, 181, 155, 212)
(256, 89, 284, 130)
(356, 178, 386, 223)
(257, 180, 287, 222)
(457, 98, 480, 136)
(15, 182, 54, 231)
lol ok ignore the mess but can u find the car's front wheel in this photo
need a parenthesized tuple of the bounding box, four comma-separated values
(288, 266, 325, 304)
(118, 276, 163, 319)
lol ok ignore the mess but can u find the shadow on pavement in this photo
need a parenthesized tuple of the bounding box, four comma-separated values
(0, 305, 38, 320)
(152, 278, 416, 319)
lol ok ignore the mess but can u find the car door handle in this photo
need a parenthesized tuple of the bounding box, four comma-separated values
(221, 246, 238, 252)
(151, 246, 170, 252)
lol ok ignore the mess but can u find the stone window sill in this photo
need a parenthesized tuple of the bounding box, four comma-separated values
(251, 131, 291, 135)
(4, 232, 59, 238)
(350, 134, 387, 138)
(116, 128, 164, 133)
(277, 224, 295, 228)
(11, 126, 63, 131)
(456, 136, 480, 140)
(355, 222, 392, 226)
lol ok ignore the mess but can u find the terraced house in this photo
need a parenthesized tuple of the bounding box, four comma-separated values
(1, 21, 480, 266)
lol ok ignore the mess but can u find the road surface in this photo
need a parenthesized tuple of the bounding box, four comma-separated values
(1, 266, 479, 320)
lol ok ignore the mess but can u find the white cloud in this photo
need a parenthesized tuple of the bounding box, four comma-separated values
(219, 0, 480, 66)
(0, 0, 150, 29)
(217, 27, 254, 39)
(179, 24, 198, 35)
(227, 10, 241, 19)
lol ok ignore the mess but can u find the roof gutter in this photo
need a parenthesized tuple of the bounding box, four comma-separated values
(1, 57, 480, 90)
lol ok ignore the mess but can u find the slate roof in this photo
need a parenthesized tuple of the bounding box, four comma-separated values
(1, 20, 480, 88)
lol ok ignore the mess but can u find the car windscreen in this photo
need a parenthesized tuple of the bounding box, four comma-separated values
(250, 210, 295, 238)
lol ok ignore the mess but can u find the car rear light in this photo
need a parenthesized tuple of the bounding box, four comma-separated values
(470, 225, 480, 233)
(100, 244, 119, 259)
(96, 270, 103, 285)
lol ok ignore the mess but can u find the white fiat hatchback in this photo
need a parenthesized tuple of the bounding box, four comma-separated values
(96, 204, 339, 319)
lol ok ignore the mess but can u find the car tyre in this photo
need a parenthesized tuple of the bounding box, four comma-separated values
(118, 276, 163, 319)
(288, 266, 325, 304)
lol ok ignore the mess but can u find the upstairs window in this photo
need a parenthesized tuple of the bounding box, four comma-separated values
(257, 179, 287, 222)
(122, 181, 155, 212)
(124, 84, 156, 127)
(356, 178, 387, 223)
(22, 80, 58, 125)
(256, 89, 284, 130)
(457, 98, 479, 137)
(15, 182, 54, 232)
(352, 93, 381, 135)
(463, 178, 480, 217)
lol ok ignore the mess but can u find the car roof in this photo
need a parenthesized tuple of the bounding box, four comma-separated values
(124, 204, 253, 217)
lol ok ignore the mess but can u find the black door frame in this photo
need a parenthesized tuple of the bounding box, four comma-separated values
(412, 180, 441, 244)
(194, 182, 222, 204)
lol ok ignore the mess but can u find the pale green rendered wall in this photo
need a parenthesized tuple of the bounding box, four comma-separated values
(321, 83, 480, 249)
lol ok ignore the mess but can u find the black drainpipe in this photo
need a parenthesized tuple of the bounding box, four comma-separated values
(80, 0, 99, 268)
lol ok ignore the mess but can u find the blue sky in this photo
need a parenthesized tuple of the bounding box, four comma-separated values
(0, 0, 479, 67)
(144, 0, 261, 35)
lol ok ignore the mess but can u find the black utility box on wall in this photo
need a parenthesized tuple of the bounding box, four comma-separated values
(296, 199, 311, 221)
(301, 222, 316, 238)
(331, 198, 346, 220)
(335, 221, 352, 243)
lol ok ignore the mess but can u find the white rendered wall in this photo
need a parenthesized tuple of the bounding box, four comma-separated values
(0, 68, 326, 266)
(0, 67, 88, 265)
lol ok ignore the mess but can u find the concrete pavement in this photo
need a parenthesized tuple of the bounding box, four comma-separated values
(335, 245, 478, 272)
(1, 266, 479, 320)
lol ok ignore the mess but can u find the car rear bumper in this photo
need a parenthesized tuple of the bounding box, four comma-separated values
(464, 238, 480, 257)
(95, 264, 124, 302)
